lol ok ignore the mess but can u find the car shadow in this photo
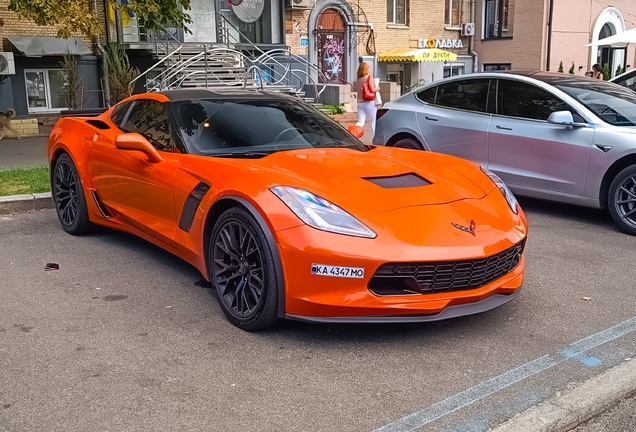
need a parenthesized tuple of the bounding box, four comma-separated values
(518, 196, 616, 230)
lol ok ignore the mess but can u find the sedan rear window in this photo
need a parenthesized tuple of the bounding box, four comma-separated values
(170, 98, 367, 157)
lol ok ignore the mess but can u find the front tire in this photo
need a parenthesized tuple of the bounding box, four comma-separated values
(52, 153, 93, 235)
(392, 137, 424, 150)
(608, 165, 636, 236)
(209, 207, 279, 330)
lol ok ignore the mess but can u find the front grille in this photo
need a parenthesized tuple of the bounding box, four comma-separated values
(368, 240, 526, 296)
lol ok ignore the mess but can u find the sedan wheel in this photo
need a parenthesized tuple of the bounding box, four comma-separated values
(210, 207, 279, 330)
(609, 165, 636, 235)
(53, 153, 93, 235)
(392, 137, 424, 150)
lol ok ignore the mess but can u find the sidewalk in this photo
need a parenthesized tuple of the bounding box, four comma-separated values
(0, 136, 49, 170)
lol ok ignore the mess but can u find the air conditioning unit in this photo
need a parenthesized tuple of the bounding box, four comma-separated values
(461, 22, 476, 37)
(287, 0, 313, 9)
(0, 52, 16, 76)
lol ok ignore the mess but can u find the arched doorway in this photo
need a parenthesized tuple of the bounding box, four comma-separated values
(315, 8, 347, 84)
(597, 23, 616, 70)
(590, 7, 626, 76)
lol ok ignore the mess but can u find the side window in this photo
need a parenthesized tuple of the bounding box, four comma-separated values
(122, 100, 174, 152)
(110, 102, 131, 129)
(416, 86, 437, 104)
(498, 80, 585, 122)
(434, 79, 489, 113)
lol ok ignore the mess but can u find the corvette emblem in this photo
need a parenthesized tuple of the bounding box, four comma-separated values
(452, 220, 476, 236)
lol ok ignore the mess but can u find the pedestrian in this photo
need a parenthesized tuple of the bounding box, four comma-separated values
(591, 63, 604, 80)
(354, 61, 379, 136)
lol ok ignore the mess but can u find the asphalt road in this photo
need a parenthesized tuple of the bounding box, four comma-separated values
(1, 198, 636, 432)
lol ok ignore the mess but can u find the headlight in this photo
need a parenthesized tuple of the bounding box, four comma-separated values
(481, 167, 519, 214)
(270, 186, 377, 238)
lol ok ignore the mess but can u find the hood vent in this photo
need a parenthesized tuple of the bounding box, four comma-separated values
(364, 173, 431, 189)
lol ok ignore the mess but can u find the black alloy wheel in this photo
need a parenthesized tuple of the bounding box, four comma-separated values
(52, 153, 93, 235)
(210, 207, 279, 330)
(609, 165, 636, 236)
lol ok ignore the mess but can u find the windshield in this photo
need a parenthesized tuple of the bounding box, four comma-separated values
(554, 81, 636, 126)
(170, 98, 367, 156)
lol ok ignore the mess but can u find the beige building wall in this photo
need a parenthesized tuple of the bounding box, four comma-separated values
(286, 0, 473, 86)
(473, 0, 636, 75)
(550, 0, 636, 76)
(0, 0, 102, 53)
(473, 0, 547, 70)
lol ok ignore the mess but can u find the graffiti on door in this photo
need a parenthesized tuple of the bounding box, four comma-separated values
(322, 38, 345, 82)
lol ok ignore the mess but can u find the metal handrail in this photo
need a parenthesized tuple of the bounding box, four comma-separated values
(129, 45, 183, 94)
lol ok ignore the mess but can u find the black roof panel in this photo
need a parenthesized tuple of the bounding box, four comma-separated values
(158, 88, 298, 102)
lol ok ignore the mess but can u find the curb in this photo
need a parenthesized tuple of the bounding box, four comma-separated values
(490, 358, 636, 432)
(0, 192, 54, 215)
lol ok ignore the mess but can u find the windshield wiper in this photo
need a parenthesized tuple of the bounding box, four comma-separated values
(209, 151, 271, 158)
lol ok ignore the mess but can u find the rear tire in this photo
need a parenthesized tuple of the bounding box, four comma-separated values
(392, 137, 424, 150)
(209, 207, 279, 330)
(608, 164, 636, 236)
(52, 153, 93, 235)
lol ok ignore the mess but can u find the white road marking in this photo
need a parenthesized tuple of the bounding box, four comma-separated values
(374, 315, 636, 431)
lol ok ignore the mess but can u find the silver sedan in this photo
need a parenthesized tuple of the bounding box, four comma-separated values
(374, 71, 636, 235)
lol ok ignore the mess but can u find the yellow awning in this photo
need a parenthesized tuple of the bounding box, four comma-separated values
(378, 48, 458, 63)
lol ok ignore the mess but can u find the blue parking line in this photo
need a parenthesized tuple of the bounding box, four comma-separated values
(374, 315, 636, 432)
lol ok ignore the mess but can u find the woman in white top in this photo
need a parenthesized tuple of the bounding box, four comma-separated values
(354, 62, 380, 136)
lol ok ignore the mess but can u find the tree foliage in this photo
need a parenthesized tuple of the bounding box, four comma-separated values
(602, 63, 611, 81)
(558, 61, 564, 73)
(59, 52, 84, 109)
(103, 43, 138, 106)
(8, 0, 191, 39)
(568, 62, 575, 74)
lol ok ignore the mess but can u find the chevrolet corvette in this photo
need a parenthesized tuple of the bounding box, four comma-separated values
(49, 89, 528, 330)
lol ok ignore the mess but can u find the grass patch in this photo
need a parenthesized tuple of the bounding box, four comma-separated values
(323, 104, 346, 115)
(0, 166, 51, 197)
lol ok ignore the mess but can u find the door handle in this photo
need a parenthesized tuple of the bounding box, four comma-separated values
(496, 125, 512, 130)
(425, 116, 438, 122)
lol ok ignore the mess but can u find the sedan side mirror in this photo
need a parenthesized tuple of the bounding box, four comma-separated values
(115, 133, 163, 163)
(547, 111, 575, 125)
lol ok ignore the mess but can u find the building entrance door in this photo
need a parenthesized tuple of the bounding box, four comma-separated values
(315, 9, 347, 84)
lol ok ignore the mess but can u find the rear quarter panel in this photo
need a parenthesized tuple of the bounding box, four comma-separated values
(48, 117, 100, 179)
(374, 94, 428, 148)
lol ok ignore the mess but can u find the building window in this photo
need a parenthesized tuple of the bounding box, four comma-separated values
(387, 0, 409, 26)
(445, 0, 461, 27)
(484, 0, 513, 39)
(25, 70, 67, 113)
(444, 64, 465, 78)
(483, 63, 511, 71)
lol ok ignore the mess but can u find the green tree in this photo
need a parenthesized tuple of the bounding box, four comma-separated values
(558, 61, 564, 73)
(616, 65, 624, 76)
(8, 0, 192, 39)
(103, 43, 139, 106)
(568, 62, 575, 74)
(602, 63, 611, 80)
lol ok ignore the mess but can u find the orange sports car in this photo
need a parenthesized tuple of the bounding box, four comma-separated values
(48, 89, 528, 330)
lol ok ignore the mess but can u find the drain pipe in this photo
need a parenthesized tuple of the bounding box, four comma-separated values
(94, 0, 111, 106)
(470, 0, 479, 73)
(546, 0, 554, 70)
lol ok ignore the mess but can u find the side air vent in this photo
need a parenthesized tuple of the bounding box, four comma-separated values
(179, 182, 211, 233)
(91, 190, 113, 218)
(364, 173, 431, 189)
(85, 120, 110, 130)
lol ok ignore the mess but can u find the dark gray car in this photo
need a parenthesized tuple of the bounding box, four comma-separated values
(374, 71, 636, 235)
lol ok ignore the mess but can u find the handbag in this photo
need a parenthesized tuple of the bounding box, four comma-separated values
(362, 76, 375, 101)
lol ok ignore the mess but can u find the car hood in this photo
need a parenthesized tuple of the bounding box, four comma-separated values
(246, 146, 490, 214)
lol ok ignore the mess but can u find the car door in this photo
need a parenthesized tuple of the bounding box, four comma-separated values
(415, 78, 492, 167)
(90, 99, 180, 248)
(487, 79, 595, 196)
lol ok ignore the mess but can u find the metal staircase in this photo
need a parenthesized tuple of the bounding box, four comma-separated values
(129, 16, 330, 102)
